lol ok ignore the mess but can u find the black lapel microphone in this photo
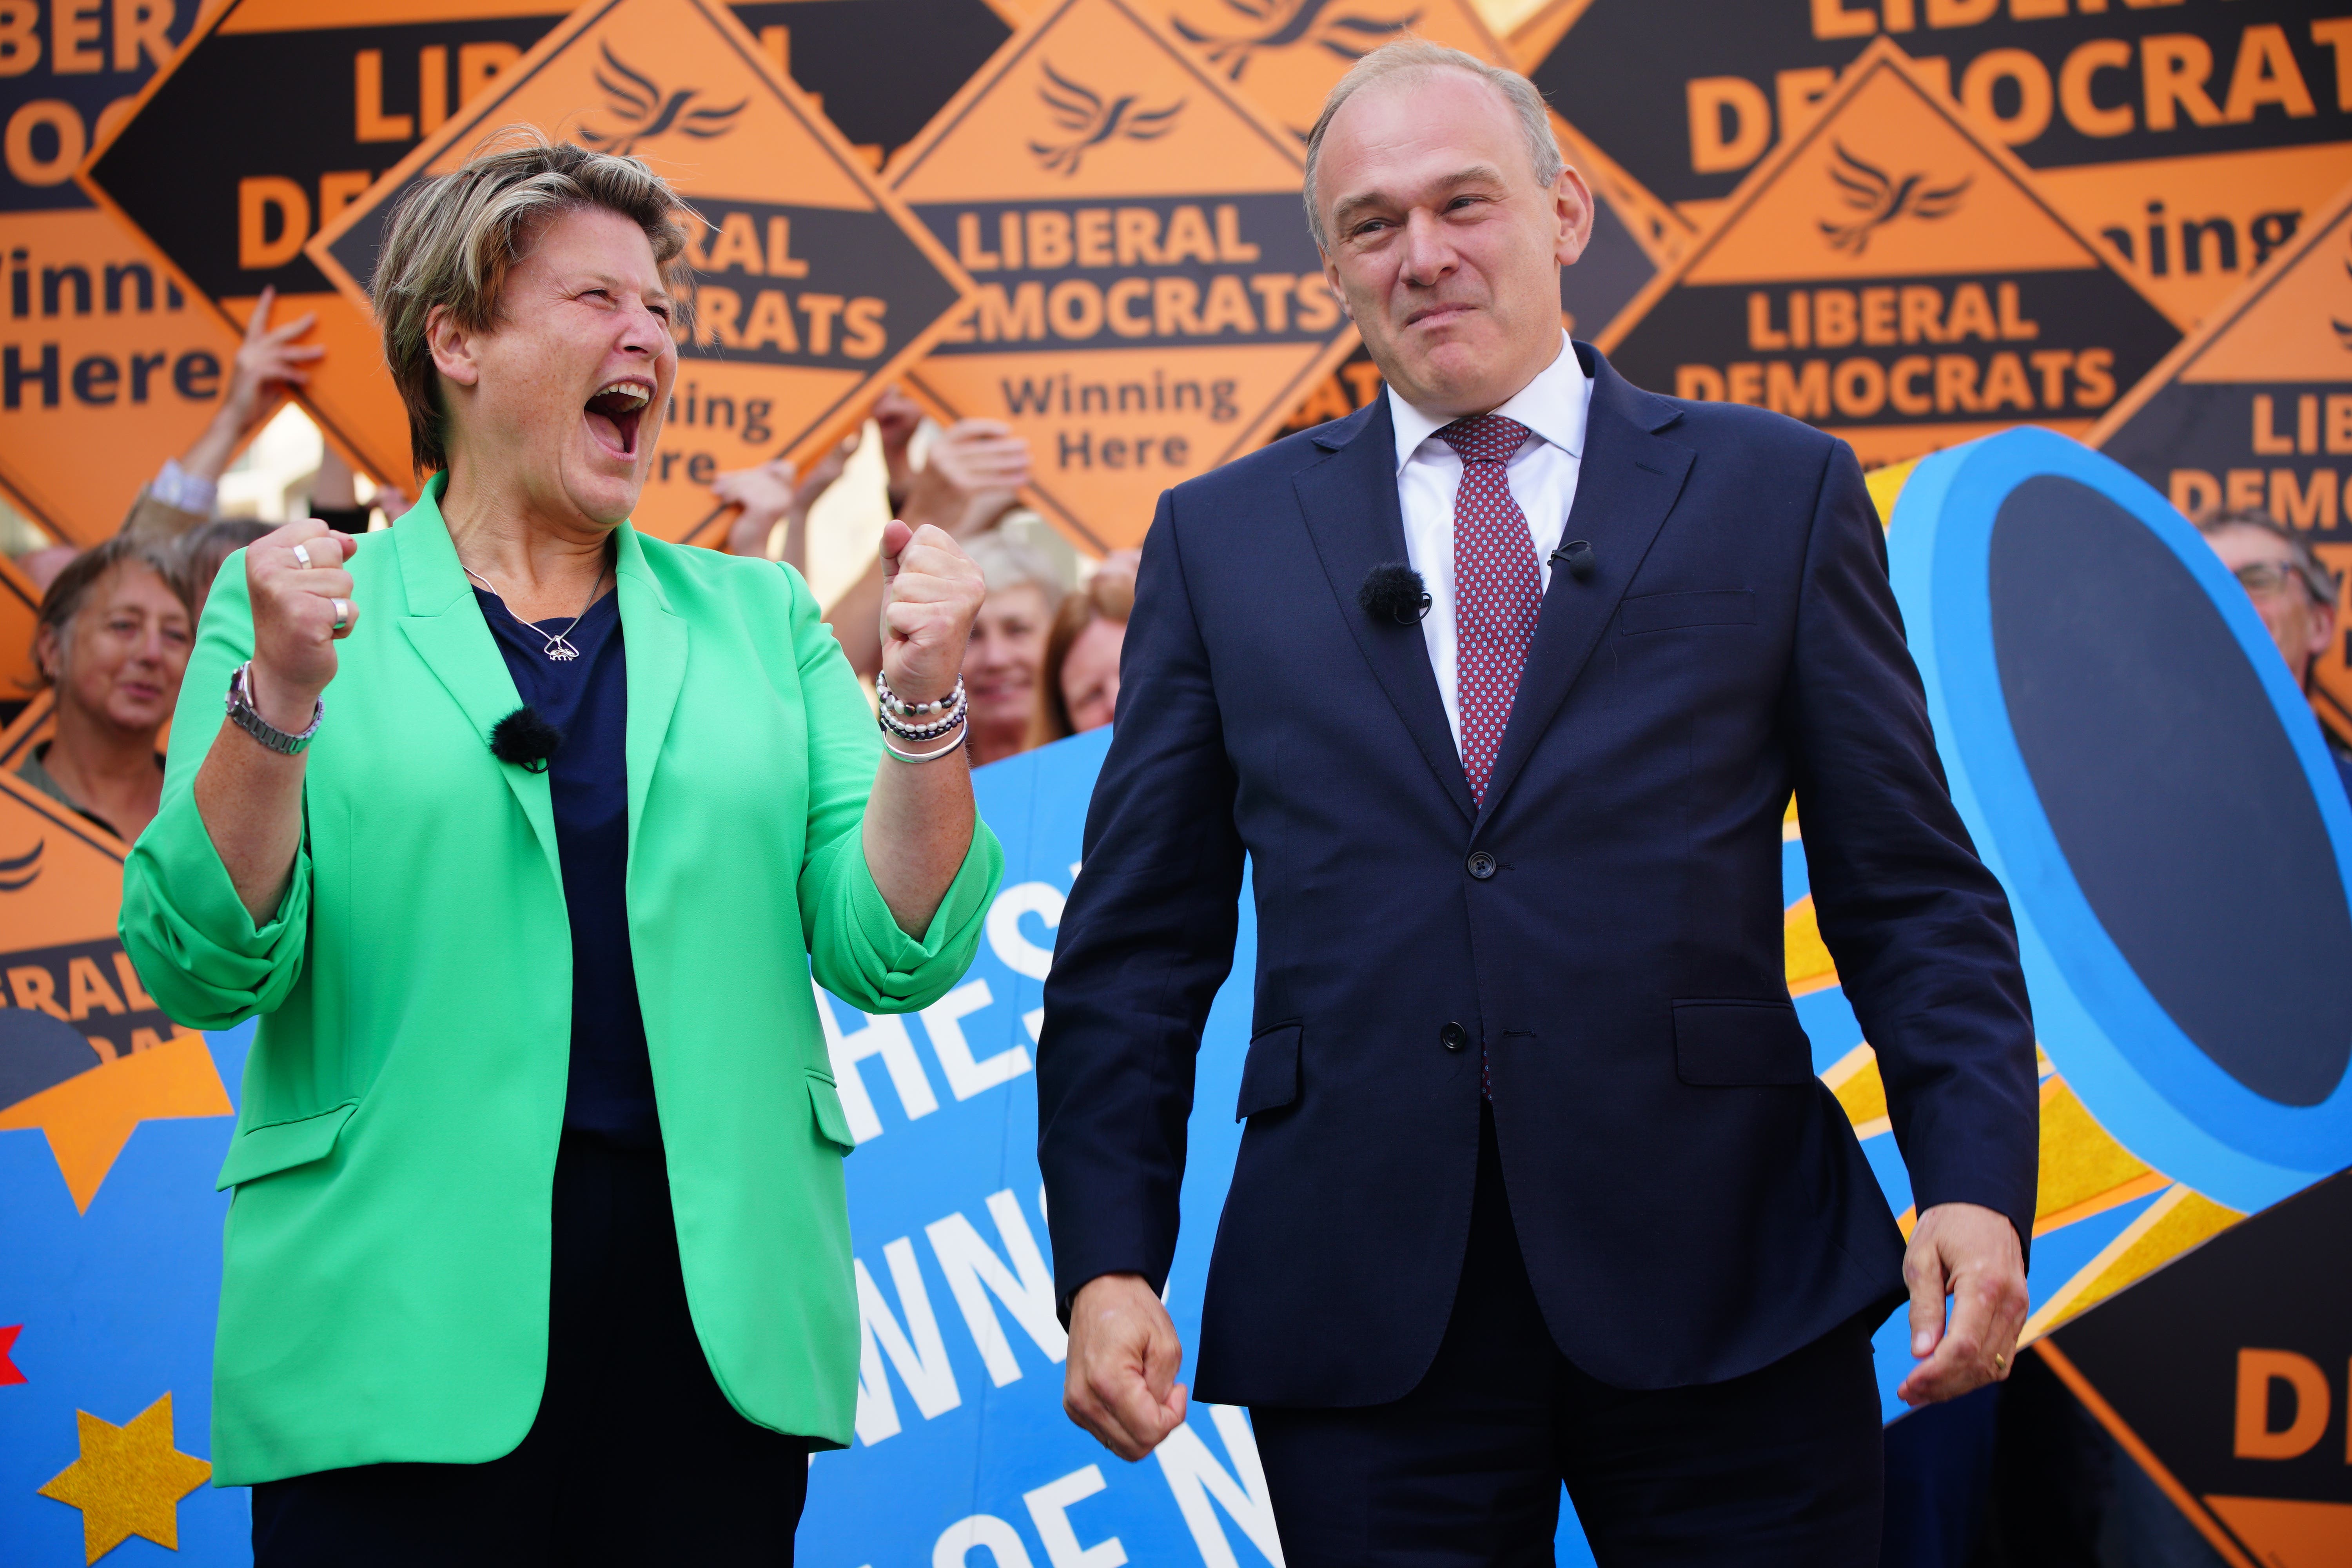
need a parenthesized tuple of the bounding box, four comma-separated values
(1359, 562, 1432, 626)
(489, 706, 564, 773)
(1552, 539, 1597, 582)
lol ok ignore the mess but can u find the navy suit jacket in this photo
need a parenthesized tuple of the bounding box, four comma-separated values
(1036, 344, 2039, 1404)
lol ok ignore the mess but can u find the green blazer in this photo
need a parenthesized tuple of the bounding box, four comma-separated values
(120, 480, 1002, 1486)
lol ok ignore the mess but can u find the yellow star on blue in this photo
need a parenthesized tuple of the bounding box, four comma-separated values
(38, 1391, 211, 1563)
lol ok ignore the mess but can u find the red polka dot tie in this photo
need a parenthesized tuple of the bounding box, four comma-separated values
(1439, 414, 1542, 809)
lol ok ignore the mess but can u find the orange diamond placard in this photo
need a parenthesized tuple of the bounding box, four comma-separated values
(1601, 40, 2182, 470)
(307, 0, 975, 544)
(891, 0, 1356, 554)
(0, 774, 232, 1214)
(2093, 175, 2352, 751)
(3, 0, 243, 548)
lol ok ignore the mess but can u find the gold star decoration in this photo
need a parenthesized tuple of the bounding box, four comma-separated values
(38, 1392, 212, 1563)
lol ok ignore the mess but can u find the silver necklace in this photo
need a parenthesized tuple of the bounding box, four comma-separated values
(463, 557, 609, 662)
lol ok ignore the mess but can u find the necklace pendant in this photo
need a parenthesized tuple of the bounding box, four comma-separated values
(543, 634, 581, 661)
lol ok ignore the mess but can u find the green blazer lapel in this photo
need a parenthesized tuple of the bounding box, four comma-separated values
(390, 485, 561, 884)
(615, 524, 686, 867)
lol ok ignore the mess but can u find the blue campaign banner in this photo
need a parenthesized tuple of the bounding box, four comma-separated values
(0, 1019, 253, 1565)
(800, 725, 1604, 1568)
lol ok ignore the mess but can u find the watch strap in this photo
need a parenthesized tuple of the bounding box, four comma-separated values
(225, 661, 323, 755)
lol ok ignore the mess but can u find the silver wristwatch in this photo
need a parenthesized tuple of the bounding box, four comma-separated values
(225, 660, 323, 755)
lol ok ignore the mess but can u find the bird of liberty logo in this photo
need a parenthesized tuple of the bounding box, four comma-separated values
(0, 839, 40, 892)
(1029, 62, 1185, 176)
(1170, 0, 1420, 85)
(579, 43, 748, 156)
(1818, 143, 1967, 258)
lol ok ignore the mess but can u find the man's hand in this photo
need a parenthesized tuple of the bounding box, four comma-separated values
(1895, 1201, 2029, 1406)
(1064, 1273, 1188, 1460)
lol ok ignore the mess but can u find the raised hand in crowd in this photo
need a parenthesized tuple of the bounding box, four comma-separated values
(827, 414, 1035, 679)
(873, 383, 924, 514)
(177, 288, 325, 489)
(711, 431, 859, 570)
(119, 286, 327, 548)
(191, 516, 357, 922)
(901, 418, 1031, 539)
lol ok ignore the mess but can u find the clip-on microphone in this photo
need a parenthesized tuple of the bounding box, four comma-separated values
(1551, 539, 1597, 582)
(1359, 562, 1433, 625)
(490, 706, 564, 773)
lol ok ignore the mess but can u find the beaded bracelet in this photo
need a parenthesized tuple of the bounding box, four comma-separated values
(878, 688, 967, 743)
(877, 670, 963, 719)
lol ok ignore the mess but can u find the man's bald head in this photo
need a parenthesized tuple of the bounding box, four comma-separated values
(1303, 42, 1563, 252)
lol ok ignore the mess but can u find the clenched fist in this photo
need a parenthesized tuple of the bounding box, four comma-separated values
(245, 517, 359, 731)
(877, 518, 984, 709)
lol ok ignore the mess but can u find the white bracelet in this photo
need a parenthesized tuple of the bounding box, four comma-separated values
(881, 720, 969, 764)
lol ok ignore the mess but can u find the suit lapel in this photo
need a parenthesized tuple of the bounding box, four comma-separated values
(613, 525, 686, 879)
(1294, 399, 1477, 825)
(391, 481, 561, 884)
(1474, 348, 1695, 834)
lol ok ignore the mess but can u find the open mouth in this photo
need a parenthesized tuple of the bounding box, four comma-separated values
(584, 379, 652, 458)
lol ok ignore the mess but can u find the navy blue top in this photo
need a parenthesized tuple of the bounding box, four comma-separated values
(475, 583, 659, 1148)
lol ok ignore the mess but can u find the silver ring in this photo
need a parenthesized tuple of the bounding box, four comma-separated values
(292, 543, 314, 570)
(331, 598, 350, 630)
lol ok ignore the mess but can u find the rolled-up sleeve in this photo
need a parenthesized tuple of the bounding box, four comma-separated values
(119, 550, 311, 1029)
(787, 564, 1002, 1013)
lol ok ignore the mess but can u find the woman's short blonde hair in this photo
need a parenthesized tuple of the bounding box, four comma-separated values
(371, 130, 695, 474)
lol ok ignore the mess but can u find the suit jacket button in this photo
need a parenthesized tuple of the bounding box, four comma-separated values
(1466, 851, 1496, 880)
(1439, 1022, 1469, 1052)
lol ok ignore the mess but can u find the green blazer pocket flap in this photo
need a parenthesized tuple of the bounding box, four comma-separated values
(216, 1102, 357, 1191)
(1237, 1022, 1301, 1119)
(808, 1071, 857, 1152)
(1620, 590, 1756, 635)
(1673, 1000, 1814, 1086)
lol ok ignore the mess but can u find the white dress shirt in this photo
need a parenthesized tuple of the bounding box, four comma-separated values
(1388, 331, 1593, 756)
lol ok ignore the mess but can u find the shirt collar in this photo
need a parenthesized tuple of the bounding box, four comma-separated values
(1388, 330, 1588, 475)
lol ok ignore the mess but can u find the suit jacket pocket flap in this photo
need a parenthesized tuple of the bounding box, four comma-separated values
(216, 1102, 357, 1191)
(1620, 589, 1757, 635)
(808, 1070, 858, 1152)
(1673, 1001, 1813, 1086)
(1236, 1023, 1301, 1119)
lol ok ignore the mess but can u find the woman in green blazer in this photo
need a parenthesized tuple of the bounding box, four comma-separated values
(119, 138, 1003, 1563)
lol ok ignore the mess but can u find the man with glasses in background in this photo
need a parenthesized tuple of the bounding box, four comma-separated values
(2198, 508, 2352, 796)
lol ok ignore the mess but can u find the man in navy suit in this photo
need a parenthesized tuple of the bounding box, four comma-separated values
(1036, 40, 2038, 1565)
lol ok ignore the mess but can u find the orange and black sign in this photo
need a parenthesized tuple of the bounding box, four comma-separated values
(78, 0, 1015, 491)
(306, 0, 975, 544)
(0, 0, 242, 547)
(1513, 0, 2352, 331)
(80, 0, 575, 489)
(1601, 40, 2182, 470)
(891, 0, 1357, 552)
(2040, 1168, 2352, 1568)
(0, 773, 229, 1214)
(2094, 176, 2352, 750)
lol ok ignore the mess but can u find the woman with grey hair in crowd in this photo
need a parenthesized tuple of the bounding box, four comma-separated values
(959, 528, 1069, 765)
(121, 133, 1003, 1563)
(19, 535, 191, 841)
